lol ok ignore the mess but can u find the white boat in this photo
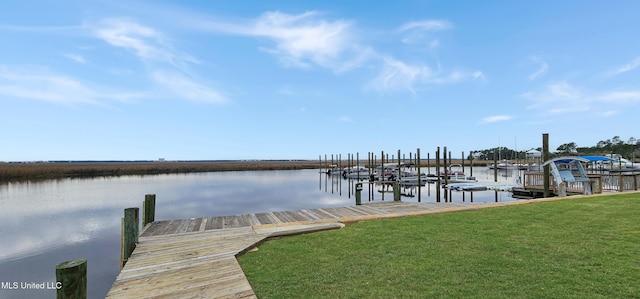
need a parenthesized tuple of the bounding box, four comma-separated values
(441, 164, 477, 183)
(397, 174, 430, 186)
(488, 160, 518, 170)
(342, 166, 370, 180)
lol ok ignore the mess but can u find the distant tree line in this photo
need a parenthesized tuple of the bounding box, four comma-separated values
(469, 136, 639, 162)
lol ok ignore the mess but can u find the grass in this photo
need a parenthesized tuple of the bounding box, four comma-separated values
(238, 194, 640, 298)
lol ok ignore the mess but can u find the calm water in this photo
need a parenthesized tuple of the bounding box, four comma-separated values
(0, 167, 521, 298)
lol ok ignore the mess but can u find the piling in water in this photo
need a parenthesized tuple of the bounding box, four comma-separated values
(121, 207, 139, 269)
(55, 259, 87, 299)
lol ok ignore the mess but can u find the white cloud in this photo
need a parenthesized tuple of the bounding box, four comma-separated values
(0, 66, 144, 105)
(152, 71, 226, 104)
(196, 12, 479, 94)
(398, 20, 453, 32)
(480, 115, 513, 124)
(0, 66, 99, 104)
(64, 53, 86, 64)
(528, 57, 548, 81)
(90, 18, 227, 104)
(611, 57, 640, 76)
(521, 82, 640, 116)
(398, 20, 453, 48)
(368, 57, 484, 94)
(276, 87, 295, 96)
(199, 11, 369, 72)
(598, 91, 640, 104)
(92, 18, 198, 71)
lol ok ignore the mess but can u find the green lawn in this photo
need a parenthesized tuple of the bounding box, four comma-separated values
(238, 194, 640, 298)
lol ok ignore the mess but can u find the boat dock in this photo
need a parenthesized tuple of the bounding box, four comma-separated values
(106, 200, 511, 298)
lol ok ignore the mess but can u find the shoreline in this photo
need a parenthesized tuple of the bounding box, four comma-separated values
(0, 159, 496, 182)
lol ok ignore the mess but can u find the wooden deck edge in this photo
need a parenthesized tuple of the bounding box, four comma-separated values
(255, 223, 345, 238)
(251, 218, 339, 230)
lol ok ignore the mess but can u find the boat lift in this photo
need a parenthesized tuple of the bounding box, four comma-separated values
(542, 156, 611, 197)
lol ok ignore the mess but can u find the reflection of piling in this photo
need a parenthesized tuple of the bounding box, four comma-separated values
(56, 259, 87, 299)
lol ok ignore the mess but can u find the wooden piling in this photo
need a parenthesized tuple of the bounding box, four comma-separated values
(142, 194, 156, 228)
(381, 150, 385, 201)
(436, 147, 441, 202)
(493, 148, 498, 182)
(417, 148, 421, 202)
(121, 207, 139, 269)
(469, 151, 473, 177)
(443, 147, 448, 191)
(543, 133, 550, 197)
(55, 259, 87, 299)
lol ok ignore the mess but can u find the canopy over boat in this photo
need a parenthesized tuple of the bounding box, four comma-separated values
(542, 156, 612, 166)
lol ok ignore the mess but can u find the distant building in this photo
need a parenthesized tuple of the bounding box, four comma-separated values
(158, 158, 166, 162)
(526, 149, 542, 160)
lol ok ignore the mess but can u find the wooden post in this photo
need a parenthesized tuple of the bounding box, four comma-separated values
(470, 151, 474, 177)
(393, 181, 401, 201)
(397, 149, 401, 184)
(395, 149, 401, 202)
(543, 133, 550, 197)
(121, 207, 139, 269)
(493, 148, 498, 182)
(355, 182, 362, 205)
(56, 259, 87, 299)
(427, 153, 430, 175)
(381, 151, 385, 201)
(443, 147, 448, 194)
(417, 148, 421, 202)
(338, 154, 342, 195)
(436, 147, 441, 202)
(143, 194, 156, 228)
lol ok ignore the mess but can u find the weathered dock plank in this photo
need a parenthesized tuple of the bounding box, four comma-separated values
(111, 201, 509, 298)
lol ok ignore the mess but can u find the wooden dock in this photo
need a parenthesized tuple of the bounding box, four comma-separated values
(106, 201, 507, 298)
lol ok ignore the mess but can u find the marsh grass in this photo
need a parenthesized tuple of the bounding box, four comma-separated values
(0, 160, 320, 182)
(239, 194, 640, 298)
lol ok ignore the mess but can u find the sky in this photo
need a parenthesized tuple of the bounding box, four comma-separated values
(1, 1, 639, 161)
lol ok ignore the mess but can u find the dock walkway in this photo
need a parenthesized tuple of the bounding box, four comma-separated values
(107, 201, 505, 298)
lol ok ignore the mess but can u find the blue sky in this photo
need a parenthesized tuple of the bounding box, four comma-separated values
(1, 1, 639, 161)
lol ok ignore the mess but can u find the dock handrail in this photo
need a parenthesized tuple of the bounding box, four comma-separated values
(523, 172, 639, 193)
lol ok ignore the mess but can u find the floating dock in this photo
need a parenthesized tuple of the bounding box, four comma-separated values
(106, 201, 519, 298)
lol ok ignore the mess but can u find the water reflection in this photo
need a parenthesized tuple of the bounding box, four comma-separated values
(0, 167, 521, 298)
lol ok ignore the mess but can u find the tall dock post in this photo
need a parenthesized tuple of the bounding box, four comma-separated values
(143, 194, 156, 228)
(121, 207, 139, 269)
(56, 259, 87, 299)
(395, 149, 401, 201)
(417, 148, 421, 202)
(493, 148, 498, 182)
(436, 147, 441, 202)
(543, 133, 550, 197)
